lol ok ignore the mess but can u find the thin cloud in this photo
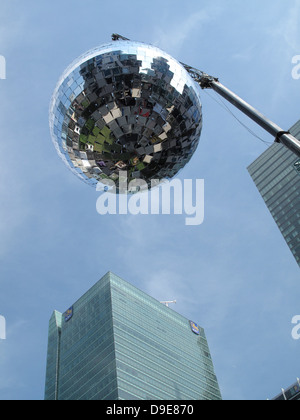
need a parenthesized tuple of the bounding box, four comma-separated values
(262, 1, 300, 107)
(272, 1, 300, 52)
(152, 5, 223, 55)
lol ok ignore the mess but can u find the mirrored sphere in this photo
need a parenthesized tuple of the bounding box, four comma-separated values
(49, 40, 203, 193)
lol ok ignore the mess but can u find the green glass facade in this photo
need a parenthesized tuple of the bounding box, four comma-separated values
(44, 272, 222, 400)
(248, 120, 300, 267)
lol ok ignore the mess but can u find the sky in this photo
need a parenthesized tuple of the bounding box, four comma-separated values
(0, 0, 299, 401)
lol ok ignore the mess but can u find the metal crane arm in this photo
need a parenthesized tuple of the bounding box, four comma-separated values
(181, 63, 300, 157)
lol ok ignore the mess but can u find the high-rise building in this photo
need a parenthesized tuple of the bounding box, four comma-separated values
(248, 120, 300, 267)
(44, 272, 222, 400)
(271, 379, 300, 400)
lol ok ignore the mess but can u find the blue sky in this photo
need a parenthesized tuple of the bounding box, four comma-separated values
(0, 0, 300, 400)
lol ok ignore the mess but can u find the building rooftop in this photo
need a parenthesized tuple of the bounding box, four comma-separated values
(272, 379, 300, 400)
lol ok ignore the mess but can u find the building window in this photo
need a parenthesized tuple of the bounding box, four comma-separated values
(293, 159, 300, 175)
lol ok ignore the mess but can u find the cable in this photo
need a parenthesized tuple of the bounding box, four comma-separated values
(203, 89, 274, 147)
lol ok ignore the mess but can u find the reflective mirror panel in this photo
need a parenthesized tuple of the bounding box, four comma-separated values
(50, 41, 203, 192)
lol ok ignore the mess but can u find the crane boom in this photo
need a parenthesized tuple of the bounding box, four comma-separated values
(181, 63, 300, 157)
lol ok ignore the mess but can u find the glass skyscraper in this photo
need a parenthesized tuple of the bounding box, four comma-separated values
(271, 379, 300, 400)
(44, 272, 222, 400)
(248, 120, 300, 267)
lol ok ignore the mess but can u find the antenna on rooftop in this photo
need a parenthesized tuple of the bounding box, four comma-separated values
(160, 300, 177, 307)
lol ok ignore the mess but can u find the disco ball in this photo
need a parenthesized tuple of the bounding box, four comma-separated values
(49, 40, 202, 193)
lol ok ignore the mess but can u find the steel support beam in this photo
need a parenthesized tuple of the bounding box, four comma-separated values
(182, 64, 300, 157)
